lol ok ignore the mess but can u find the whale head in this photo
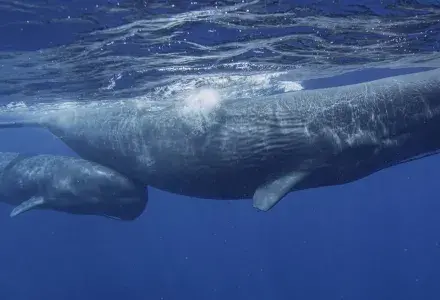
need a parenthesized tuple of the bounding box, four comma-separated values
(55, 162, 149, 220)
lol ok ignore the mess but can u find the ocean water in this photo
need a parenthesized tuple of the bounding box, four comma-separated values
(1, 0, 440, 299)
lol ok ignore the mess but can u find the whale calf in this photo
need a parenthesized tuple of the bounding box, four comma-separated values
(0, 152, 147, 220)
(0, 68, 440, 211)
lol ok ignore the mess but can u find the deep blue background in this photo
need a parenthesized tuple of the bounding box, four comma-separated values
(1, 1, 440, 300)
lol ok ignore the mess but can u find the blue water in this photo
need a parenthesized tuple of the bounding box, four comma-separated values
(1, 0, 440, 299)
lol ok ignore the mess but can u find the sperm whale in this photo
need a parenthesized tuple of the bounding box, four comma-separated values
(0, 152, 147, 220)
(0, 68, 439, 211)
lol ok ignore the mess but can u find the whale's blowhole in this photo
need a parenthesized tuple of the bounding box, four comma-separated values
(177, 87, 223, 132)
(182, 87, 222, 115)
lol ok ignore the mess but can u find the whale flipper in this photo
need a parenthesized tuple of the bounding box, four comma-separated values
(10, 196, 45, 217)
(253, 171, 307, 211)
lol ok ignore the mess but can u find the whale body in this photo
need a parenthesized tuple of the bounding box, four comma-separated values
(0, 68, 440, 211)
(0, 152, 147, 220)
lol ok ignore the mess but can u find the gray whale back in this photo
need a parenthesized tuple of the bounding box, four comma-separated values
(1, 68, 440, 211)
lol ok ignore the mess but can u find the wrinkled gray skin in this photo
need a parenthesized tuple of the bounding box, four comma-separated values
(0, 153, 147, 219)
(1, 68, 440, 211)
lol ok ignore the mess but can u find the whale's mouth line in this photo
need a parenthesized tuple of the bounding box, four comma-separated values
(48, 200, 146, 221)
(392, 149, 440, 167)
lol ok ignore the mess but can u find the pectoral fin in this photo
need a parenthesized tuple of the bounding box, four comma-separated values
(10, 196, 45, 217)
(253, 172, 307, 211)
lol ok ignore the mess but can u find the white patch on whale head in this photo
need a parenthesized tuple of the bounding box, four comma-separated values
(181, 88, 221, 115)
(177, 87, 223, 132)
